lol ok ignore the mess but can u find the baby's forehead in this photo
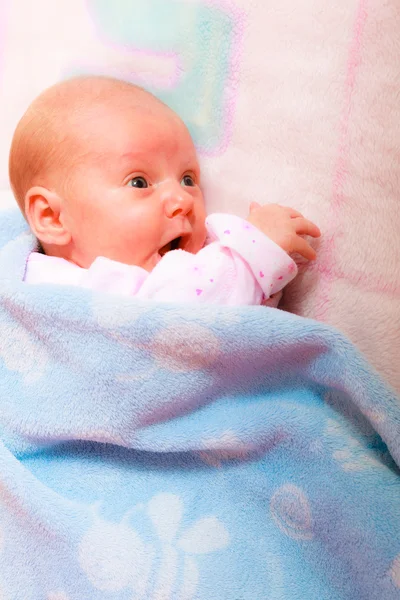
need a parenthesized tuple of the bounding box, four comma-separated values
(69, 112, 198, 182)
(77, 97, 184, 136)
(78, 102, 194, 152)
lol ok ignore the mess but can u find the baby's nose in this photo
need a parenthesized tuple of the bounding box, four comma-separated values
(163, 184, 193, 218)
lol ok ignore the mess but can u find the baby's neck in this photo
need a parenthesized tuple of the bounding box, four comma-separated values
(37, 240, 79, 266)
(36, 241, 45, 255)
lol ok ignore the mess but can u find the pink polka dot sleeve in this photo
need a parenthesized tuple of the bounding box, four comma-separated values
(205, 213, 298, 298)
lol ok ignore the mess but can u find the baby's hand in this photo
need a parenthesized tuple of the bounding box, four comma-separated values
(247, 202, 321, 260)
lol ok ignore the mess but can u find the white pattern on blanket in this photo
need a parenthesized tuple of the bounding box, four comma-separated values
(0, 210, 399, 598)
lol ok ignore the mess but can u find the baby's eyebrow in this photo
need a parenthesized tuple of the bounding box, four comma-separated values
(120, 151, 149, 163)
(91, 149, 200, 176)
(115, 150, 155, 172)
(86, 150, 147, 173)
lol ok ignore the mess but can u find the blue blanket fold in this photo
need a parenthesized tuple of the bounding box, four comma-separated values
(0, 209, 399, 599)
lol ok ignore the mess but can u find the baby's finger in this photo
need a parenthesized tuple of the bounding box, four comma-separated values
(293, 218, 321, 238)
(287, 207, 304, 219)
(292, 236, 317, 261)
(249, 201, 262, 212)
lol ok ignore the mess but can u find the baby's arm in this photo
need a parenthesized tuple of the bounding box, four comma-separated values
(137, 213, 298, 305)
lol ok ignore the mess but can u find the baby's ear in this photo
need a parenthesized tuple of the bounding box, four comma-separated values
(25, 186, 71, 246)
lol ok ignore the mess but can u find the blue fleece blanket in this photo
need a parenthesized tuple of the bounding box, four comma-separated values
(0, 210, 399, 600)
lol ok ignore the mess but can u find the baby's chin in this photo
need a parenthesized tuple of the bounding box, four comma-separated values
(143, 250, 178, 271)
(139, 233, 207, 272)
(135, 253, 162, 272)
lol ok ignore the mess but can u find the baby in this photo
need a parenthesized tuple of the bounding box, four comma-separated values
(9, 76, 320, 305)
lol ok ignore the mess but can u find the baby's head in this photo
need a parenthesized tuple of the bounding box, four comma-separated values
(9, 76, 207, 270)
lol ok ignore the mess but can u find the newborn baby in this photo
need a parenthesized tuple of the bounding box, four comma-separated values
(9, 76, 320, 305)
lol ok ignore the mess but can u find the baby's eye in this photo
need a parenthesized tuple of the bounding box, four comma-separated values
(128, 176, 148, 188)
(181, 174, 195, 187)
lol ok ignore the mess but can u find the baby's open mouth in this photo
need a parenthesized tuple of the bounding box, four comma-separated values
(159, 236, 183, 257)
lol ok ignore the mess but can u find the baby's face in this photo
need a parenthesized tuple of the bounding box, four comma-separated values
(60, 102, 207, 270)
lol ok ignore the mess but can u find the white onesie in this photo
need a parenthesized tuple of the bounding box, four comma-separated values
(24, 213, 297, 306)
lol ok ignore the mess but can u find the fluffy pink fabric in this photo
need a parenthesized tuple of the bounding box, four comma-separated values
(202, 0, 400, 393)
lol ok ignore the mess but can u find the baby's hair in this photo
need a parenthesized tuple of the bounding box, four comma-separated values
(8, 76, 165, 214)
